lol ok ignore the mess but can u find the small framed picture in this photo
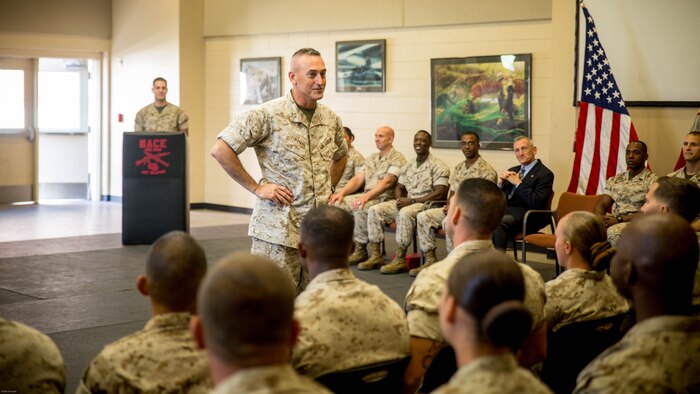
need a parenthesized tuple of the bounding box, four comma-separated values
(336, 39, 386, 93)
(240, 57, 282, 105)
(431, 54, 532, 150)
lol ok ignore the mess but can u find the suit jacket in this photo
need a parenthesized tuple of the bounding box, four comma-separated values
(500, 160, 554, 229)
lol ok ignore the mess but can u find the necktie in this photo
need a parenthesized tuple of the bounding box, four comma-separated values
(508, 167, 526, 199)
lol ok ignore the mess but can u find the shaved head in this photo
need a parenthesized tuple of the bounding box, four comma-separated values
(612, 214, 698, 310)
(198, 253, 296, 365)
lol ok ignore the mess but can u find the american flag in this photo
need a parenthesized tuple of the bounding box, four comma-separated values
(567, 4, 640, 195)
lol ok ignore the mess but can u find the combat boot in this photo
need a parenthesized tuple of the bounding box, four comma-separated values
(348, 243, 368, 266)
(409, 249, 438, 277)
(358, 243, 384, 270)
(380, 246, 408, 274)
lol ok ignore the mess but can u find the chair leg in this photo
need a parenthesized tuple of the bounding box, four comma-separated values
(512, 239, 518, 261)
(555, 254, 560, 276)
(412, 232, 417, 254)
(522, 239, 527, 265)
(381, 239, 386, 256)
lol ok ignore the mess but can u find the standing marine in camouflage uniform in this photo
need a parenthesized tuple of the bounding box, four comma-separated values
(414, 131, 497, 276)
(545, 212, 629, 333)
(211, 48, 348, 293)
(292, 207, 409, 378)
(78, 232, 211, 393)
(574, 214, 700, 393)
(402, 179, 547, 393)
(0, 318, 66, 394)
(328, 126, 406, 265)
(134, 77, 189, 135)
(191, 254, 331, 394)
(433, 251, 553, 394)
(594, 141, 656, 246)
(358, 130, 449, 274)
(335, 126, 365, 191)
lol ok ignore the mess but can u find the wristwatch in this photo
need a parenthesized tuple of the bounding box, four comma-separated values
(410, 198, 416, 204)
(616, 214, 624, 223)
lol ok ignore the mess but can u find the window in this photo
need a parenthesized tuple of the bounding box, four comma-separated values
(0, 69, 25, 130)
(38, 58, 89, 133)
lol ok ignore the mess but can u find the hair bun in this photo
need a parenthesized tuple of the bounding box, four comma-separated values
(481, 300, 532, 351)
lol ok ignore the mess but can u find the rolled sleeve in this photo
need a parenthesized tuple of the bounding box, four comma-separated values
(217, 110, 269, 154)
(407, 309, 442, 341)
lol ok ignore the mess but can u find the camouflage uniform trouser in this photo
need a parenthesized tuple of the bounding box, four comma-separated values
(416, 208, 454, 253)
(251, 237, 308, 294)
(367, 201, 424, 247)
(332, 193, 382, 244)
(606, 222, 628, 247)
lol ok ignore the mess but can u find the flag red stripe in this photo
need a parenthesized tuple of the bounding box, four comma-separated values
(567, 102, 589, 193)
(607, 111, 621, 180)
(585, 106, 604, 195)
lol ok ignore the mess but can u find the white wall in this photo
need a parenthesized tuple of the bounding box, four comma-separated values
(204, 20, 552, 208)
(109, 0, 180, 197)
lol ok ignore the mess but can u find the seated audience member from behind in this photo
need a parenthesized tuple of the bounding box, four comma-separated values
(134, 77, 189, 135)
(329, 125, 406, 266)
(335, 126, 366, 191)
(292, 206, 409, 378)
(414, 131, 498, 276)
(434, 250, 553, 394)
(494, 136, 554, 251)
(593, 141, 657, 245)
(402, 178, 547, 393)
(639, 176, 700, 309)
(359, 130, 450, 274)
(574, 214, 700, 393)
(545, 211, 629, 333)
(78, 231, 211, 393)
(0, 318, 66, 394)
(190, 253, 331, 394)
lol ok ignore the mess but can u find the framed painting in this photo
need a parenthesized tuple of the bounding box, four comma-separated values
(431, 54, 531, 150)
(240, 57, 282, 105)
(336, 39, 386, 92)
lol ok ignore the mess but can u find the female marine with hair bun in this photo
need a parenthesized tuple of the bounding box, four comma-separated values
(435, 250, 553, 393)
(545, 211, 630, 332)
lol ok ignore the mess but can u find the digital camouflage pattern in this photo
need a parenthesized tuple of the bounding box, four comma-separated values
(251, 237, 308, 293)
(668, 167, 700, 188)
(336, 147, 365, 191)
(432, 353, 553, 394)
(545, 268, 629, 332)
(405, 240, 545, 341)
(0, 318, 66, 394)
(603, 169, 657, 215)
(218, 92, 347, 249)
(360, 147, 406, 200)
(292, 269, 409, 378)
(78, 312, 211, 394)
(211, 364, 331, 394)
(574, 315, 700, 393)
(134, 103, 189, 132)
(417, 156, 497, 252)
(397, 154, 449, 200)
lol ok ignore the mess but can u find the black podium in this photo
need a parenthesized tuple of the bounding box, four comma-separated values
(122, 132, 188, 244)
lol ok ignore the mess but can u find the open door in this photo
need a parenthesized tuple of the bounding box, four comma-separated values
(0, 58, 36, 204)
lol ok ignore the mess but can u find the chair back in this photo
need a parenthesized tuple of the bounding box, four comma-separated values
(541, 313, 628, 394)
(420, 346, 457, 393)
(315, 356, 410, 394)
(555, 192, 605, 223)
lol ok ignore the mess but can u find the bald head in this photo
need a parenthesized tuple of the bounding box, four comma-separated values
(612, 214, 698, 312)
(375, 126, 395, 151)
(145, 231, 207, 310)
(198, 253, 296, 365)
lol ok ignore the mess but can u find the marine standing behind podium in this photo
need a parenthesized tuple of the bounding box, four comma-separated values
(211, 48, 348, 294)
(134, 77, 189, 135)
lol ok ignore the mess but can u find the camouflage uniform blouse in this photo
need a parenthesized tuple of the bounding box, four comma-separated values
(603, 169, 657, 215)
(545, 268, 629, 332)
(211, 364, 331, 394)
(79, 312, 211, 393)
(449, 156, 498, 191)
(0, 318, 66, 394)
(668, 167, 700, 188)
(398, 154, 450, 199)
(336, 147, 365, 190)
(405, 240, 546, 341)
(574, 315, 700, 393)
(293, 268, 409, 378)
(134, 103, 189, 132)
(218, 92, 347, 248)
(432, 353, 553, 394)
(361, 147, 407, 200)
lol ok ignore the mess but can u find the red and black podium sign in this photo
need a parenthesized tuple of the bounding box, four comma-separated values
(122, 132, 188, 244)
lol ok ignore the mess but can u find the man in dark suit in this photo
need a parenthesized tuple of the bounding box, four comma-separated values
(494, 136, 554, 251)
